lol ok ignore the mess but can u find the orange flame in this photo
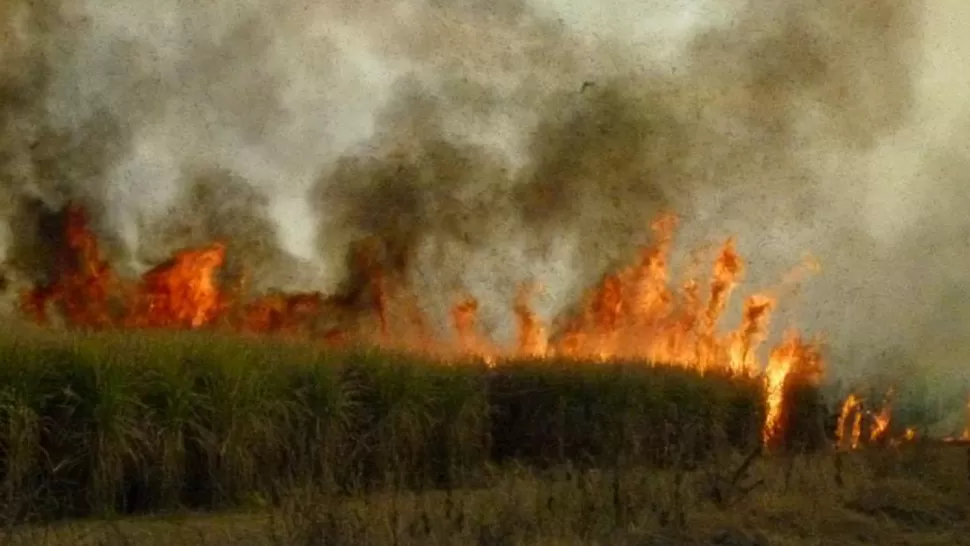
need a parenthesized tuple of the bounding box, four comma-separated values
(837, 389, 915, 449)
(514, 284, 548, 358)
(240, 292, 323, 337)
(23, 204, 831, 445)
(836, 394, 862, 450)
(729, 294, 775, 376)
(451, 294, 497, 360)
(903, 427, 916, 442)
(21, 204, 117, 328)
(130, 243, 227, 329)
(762, 333, 823, 447)
(869, 389, 894, 443)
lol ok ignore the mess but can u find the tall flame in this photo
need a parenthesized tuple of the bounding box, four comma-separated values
(869, 389, 894, 443)
(22, 204, 830, 445)
(762, 333, 823, 447)
(130, 243, 227, 329)
(837, 390, 929, 449)
(21, 204, 117, 328)
(836, 394, 862, 450)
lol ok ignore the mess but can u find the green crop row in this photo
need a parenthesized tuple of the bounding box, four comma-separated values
(0, 329, 771, 522)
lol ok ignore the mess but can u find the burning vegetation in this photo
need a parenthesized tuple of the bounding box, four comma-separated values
(15, 203, 970, 449)
(3, 200, 970, 524)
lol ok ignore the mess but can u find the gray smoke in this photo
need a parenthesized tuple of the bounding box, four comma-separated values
(1, 0, 969, 425)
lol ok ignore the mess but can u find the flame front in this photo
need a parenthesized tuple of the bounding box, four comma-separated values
(23, 204, 829, 445)
(551, 216, 789, 378)
(131, 243, 227, 329)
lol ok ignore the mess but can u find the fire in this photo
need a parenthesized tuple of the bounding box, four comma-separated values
(130, 243, 227, 329)
(21, 205, 230, 331)
(729, 294, 775, 375)
(963, 397, 970, 440)
(835, 389, 916, 449)
(451, 295, 481, 350)
(869, 389, 894, 443)
(836, 394, 862, 450)
(22, 203, 830, 445)
(21, 204, 117, 328)
(762, 333, 824, 447)
(513, 284, 548, 358)
(551, 216, 791, 380)
(240, 292, 324, 337)
(451, 295, 497, 360)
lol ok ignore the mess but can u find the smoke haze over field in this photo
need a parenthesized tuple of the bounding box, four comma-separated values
(1, 0, 969, 403)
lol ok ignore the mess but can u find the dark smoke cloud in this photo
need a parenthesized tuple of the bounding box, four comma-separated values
(308, 0, 927, 346)
(0, 0, 968, 427)
(0, 1, 132, 294)
(137, 166, 313, 292)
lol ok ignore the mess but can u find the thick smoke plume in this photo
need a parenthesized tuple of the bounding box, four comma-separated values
(1, 0, 968, 419)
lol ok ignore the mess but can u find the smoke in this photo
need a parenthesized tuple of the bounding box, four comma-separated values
(135, 166, 317, 291)
(0, 0, 968, 405)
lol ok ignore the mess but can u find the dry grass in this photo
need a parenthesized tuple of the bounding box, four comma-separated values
(2, 445, 968, 545)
